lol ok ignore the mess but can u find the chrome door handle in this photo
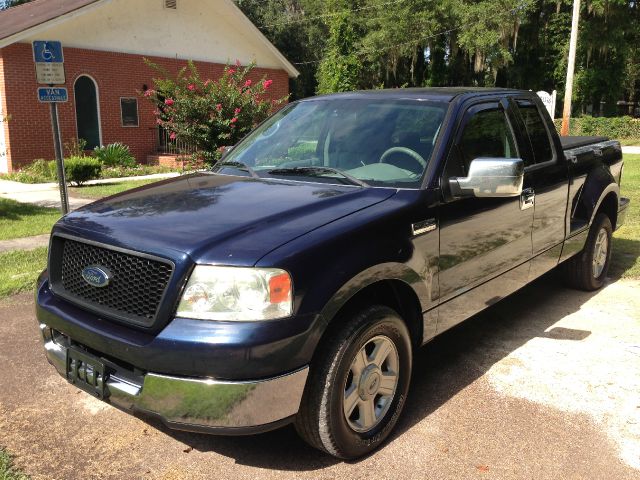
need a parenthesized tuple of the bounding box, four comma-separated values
(520, 188, 535, 210)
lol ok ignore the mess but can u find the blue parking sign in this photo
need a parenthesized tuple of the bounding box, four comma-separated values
(33, 41, 64, 63)
(38, 87, 68, 103)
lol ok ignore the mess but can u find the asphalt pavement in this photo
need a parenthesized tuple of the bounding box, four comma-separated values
(1, 273, 639, 480)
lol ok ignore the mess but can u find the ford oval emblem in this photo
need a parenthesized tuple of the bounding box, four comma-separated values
(81, 265, 111, 288)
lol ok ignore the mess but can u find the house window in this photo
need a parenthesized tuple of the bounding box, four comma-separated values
(120, 98, 138, 127)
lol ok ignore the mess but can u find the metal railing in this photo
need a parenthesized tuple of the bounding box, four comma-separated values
(154, 127, 197, 155)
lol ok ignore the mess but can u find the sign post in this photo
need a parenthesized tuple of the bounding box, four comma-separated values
(33, 41, 69, 214)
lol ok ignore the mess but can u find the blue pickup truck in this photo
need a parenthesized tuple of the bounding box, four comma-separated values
(36, 88, 629, 459)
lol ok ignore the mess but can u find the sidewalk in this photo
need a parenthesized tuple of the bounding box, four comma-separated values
(0, 172, 179, 210)
(0, 234, 49, 254)
(622, 146, 640, 154)
(0, 171, 179, 194)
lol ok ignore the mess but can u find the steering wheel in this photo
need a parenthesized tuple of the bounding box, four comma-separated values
(379, 146, 427, 170)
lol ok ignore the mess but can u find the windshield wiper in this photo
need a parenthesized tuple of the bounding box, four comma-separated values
(267, 166, 369, 187)
(214, 161, 259, 178)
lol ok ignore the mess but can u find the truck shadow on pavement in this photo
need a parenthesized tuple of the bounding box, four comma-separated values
(149, 270, 613, 470)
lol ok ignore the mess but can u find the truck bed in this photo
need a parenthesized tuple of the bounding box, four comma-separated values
(560, 135, 609, 150)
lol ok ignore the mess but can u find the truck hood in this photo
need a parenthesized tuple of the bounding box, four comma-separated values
(57, 173, 396, 265)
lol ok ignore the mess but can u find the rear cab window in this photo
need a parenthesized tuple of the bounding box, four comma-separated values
(514, 100, 556, 166)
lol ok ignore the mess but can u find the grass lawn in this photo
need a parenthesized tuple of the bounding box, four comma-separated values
(0, 248, 48, 299)
(69, 179, 161, 199)
(0, 448, 29, 480)
(0, 199, 60, 241)
(611, 154, 640, 279)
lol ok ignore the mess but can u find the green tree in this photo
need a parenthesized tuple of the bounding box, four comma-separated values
(316, 0, 364, 93)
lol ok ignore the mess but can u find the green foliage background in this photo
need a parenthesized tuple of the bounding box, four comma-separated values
(236, 0, 640, 115)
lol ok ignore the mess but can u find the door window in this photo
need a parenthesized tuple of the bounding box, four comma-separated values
(515, 101, 554, 164)
(444, 106, 518, 180)
(458, 108, 518, 170)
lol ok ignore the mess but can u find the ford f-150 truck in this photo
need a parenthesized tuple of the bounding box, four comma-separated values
(36, 88, 629, 459)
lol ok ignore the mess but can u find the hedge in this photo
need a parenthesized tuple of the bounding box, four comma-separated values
(553, 116, 640, 139)
(63, 157, 102, 186)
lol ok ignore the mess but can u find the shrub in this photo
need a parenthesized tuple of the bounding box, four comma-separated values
(64, 156, 102, 186)
(100, 164, 177, 179)
(28, 159, 55, 180)
(144, 59, 288, 166)
(0, 159, 58, 183)
(64, 138, 87, 157)
(93, 142, 136, 167)
(553, 116, 640, 139)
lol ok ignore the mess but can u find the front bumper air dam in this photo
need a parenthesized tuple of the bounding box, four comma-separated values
(40, 324, 309, 434)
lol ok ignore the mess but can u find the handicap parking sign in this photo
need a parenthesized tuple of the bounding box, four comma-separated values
(33, 41, 65, 84)
(33, 41, 64, 63)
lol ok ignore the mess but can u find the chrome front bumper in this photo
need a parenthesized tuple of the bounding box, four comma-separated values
(40, 324, 309, 434)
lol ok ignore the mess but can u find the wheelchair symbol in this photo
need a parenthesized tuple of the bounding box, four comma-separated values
(41, 43, 55, 61)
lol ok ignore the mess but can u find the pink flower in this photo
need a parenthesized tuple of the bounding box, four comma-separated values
(156, 118, 163, 125)
(164, 98, 174, 106)
(230, 117, 238, 124)
(169, 132, 176, 140)
(216, 103, 222, 112)
(187, 84, 195, 91)
(204, 79, 211, 86)
(227, 68, 236, 75)
(263, 79, 273, 89)
(243, 79, 252, 88)
(234, 107, 241, 115)
(235, 59, 241, 67)
(143, 89, 155, 97)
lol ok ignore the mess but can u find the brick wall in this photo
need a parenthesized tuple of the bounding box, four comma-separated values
(0, 43, 290, 172)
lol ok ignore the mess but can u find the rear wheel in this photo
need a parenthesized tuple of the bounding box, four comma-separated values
(295, 305, 412, 459)
(563, 213, 613, 291)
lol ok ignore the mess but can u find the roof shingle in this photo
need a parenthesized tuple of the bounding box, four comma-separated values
(0, 0, 101, 44)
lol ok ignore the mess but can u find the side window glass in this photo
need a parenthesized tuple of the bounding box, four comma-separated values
(457, 108, 517, 172)
(516, 102, 554, 164)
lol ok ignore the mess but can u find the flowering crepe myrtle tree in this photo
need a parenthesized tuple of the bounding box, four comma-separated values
(144, 59, 288, 165)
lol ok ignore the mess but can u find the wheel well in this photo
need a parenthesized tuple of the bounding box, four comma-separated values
(326, 280, 423, 348)
(597, 192, 618, 230)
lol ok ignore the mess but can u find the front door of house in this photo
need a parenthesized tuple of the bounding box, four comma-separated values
(74, 75, 101, 149)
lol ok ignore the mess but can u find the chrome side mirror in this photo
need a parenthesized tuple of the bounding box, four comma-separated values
(449, 157, 524, 198)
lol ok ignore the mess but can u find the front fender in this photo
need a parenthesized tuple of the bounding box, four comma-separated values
(317, 262, 429, 329)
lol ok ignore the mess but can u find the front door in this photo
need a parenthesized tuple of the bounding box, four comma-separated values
(74, 75, 101, 150)
(436, 100, 534, 332)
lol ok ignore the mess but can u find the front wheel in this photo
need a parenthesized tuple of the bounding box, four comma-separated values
(562, 213, 613, 291)
(295, 305, 412, 459)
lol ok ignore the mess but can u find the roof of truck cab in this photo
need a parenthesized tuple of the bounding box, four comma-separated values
(302, 87, 528, 102)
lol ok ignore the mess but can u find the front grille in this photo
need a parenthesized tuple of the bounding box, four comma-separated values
(50, 236, 174, 327)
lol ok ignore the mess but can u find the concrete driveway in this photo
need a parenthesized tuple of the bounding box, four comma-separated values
(1, 273, 639, 480)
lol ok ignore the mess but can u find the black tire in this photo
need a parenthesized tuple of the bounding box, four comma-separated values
(562, 213, 613, 291)
(295, 305, 412, 459)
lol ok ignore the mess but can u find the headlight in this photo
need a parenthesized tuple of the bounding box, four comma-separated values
(177, 266, 292, 321)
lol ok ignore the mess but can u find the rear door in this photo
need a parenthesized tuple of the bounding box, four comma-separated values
(511, 98, 570, 280)
(436, 99, 534, 333)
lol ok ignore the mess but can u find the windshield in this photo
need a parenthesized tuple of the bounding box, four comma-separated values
(218, 98, 448, 188)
